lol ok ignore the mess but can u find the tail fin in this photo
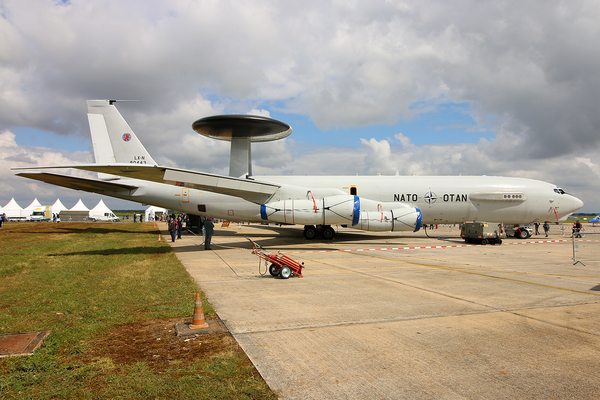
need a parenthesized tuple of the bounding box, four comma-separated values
(87, 100, 156, 179)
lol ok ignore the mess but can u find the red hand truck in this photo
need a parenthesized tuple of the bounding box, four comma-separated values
(247, 237, 304, 279)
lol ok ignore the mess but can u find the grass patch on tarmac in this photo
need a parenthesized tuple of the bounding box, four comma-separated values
(0, 222, 275, 399)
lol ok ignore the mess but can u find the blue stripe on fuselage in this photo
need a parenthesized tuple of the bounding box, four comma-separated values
(352, 196, 360, 226)
(414, 208, 422, 232)
(260, 204, 267, 220)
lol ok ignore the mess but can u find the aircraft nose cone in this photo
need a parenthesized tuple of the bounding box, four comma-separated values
(572, 196, 584, 212)
(566, 195, 584, 213)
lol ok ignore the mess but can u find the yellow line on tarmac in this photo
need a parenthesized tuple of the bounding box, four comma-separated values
(348, 252, 600, 298)
(423, 265, 600, 279)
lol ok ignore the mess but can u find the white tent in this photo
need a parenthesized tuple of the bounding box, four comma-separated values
(23, 198, 42, 213)
(51, 199, 68, 215)
(3, 198, 24, 219)
(70, 199, 89, 212)
(145, 206, 166, 222)
(90, 200, 119, 221)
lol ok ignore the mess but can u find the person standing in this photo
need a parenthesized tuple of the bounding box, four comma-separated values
(204, 217, 214, 250)
(543, 221, 550, 237)
(177, 216, 183, 239)
(169, 218, 178, 242)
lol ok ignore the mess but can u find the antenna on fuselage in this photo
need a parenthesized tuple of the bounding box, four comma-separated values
(192, 115, 292, 177)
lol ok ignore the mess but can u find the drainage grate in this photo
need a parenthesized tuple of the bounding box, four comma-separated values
(0, 331, 51, 358)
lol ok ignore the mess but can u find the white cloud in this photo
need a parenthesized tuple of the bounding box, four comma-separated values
(394, 132, 413, 149)
(247, 109, 271, 117)
(576, 157, 600, 179)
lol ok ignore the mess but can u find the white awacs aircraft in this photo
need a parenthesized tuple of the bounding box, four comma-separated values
(13, 100, 584, 239)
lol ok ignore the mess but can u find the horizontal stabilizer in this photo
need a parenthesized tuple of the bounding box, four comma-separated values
(13, 164, 280, 204)
(16, 172, 138, 194)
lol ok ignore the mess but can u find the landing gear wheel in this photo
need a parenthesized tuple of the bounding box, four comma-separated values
(517, 229, 530, 239)
(304, 225, 317, 240)
(269, 263, 280, 277)
(481, 239, 489, 245)
(279, 265, 292, 279)
(322, 226, 335, 240)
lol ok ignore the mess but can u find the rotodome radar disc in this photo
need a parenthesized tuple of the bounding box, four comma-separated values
(192, 114, 292, 142)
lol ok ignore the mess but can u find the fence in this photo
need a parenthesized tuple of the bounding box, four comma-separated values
(572, 228, 600, 266)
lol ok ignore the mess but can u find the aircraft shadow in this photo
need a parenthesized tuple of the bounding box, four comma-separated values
(21, 225, 152, 235)
(173, 225, 463, 253)
(51, 246, 172, 256)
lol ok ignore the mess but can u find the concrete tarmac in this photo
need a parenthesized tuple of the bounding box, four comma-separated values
(163, 223, 600, 399)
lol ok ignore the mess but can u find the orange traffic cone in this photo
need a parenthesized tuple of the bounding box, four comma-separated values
(157, 235, 162, 242)
(190, 293, 209, 329)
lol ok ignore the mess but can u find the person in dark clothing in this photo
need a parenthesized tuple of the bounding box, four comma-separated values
(170, 218, 178, 242)
(543, 221, 550, 237)
(573, 220, 582, 238)
(204, 218, 214, 250)
(177, 216, 182, 239)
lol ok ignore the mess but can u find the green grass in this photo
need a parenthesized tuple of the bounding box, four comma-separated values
(0, 223, 275, 399)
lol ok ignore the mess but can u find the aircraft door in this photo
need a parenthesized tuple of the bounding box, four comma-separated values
(182, 188, 189, 203)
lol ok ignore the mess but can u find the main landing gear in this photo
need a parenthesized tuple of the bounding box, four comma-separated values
(516, 228, 531, 239)
(303, 224, 335, 240)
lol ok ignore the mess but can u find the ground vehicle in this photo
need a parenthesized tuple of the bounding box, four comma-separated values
(461, 222, 505, 244)
(504, 224, 533, 239)
(29, 206, 51, 222)
(90, 212, 120, 222)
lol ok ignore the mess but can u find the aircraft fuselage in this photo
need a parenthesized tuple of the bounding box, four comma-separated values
(108, 174, 582, 225)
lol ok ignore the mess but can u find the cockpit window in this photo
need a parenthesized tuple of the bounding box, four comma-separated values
(554, 188, 566, 194)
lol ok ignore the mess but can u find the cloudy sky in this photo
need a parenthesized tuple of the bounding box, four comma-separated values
(1, 0, 599, 212)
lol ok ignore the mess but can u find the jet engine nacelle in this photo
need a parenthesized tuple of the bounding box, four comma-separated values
(352, 208, 422, 232)
(260, 194, 422, 232)
(260, 194, 357, 226)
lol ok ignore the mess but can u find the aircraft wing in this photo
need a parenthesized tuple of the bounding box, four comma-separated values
(16, 171, 138, 193)
(13, 164, 281, 204)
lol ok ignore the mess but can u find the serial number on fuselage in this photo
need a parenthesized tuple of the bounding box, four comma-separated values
(129, 156, 147, 164)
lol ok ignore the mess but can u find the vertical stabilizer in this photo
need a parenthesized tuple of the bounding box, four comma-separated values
(87, 100, 156, 179)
